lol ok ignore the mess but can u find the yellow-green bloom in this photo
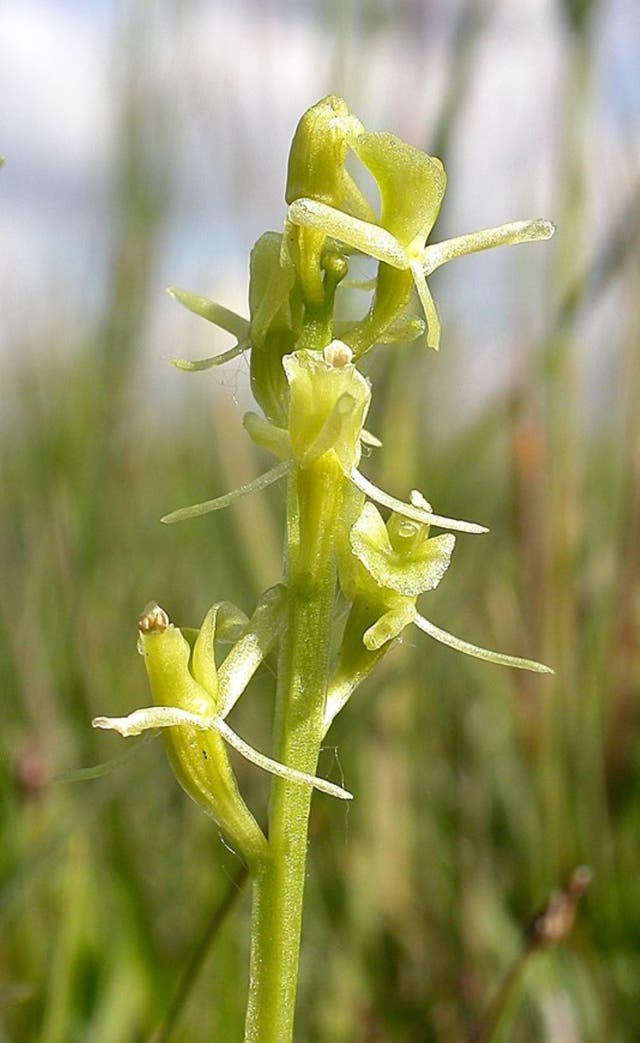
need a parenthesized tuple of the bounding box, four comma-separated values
(287, 101, 554, 352)
(93, 593, 352, 867)
(326, 491, 551, 729)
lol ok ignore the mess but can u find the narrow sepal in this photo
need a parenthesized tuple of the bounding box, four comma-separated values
(422, 219, 556, 275)
(170, 339, 249, 371)
(414, 613, 554, 673)
(161, 460, 294, 524)
(167, 287, 250, 340)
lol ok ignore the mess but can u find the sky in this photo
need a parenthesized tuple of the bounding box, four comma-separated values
(0, 0, 638, 412)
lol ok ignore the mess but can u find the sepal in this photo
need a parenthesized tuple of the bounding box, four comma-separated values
(243, 412, 292, 460)
(161, 460, 293, 524)
(168, 287, 250, 340)
(413, 613, 554, 674)
(248, 232, 299, 423)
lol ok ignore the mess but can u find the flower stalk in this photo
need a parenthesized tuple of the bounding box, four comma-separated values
(245, 454, 345, 1041)
(93, 96, 555, 1041)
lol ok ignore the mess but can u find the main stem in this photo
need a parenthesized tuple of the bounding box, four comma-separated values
(244, 453, 344, 1043)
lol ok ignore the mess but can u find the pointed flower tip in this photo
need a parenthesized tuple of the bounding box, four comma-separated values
(166, 285, 189, 307)
(169, 356, 199, 371)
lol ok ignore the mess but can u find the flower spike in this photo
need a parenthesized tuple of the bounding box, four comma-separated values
(105, 97, 558, 1035)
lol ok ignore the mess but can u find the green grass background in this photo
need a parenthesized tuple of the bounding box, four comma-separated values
(1, 1, 639, 1040)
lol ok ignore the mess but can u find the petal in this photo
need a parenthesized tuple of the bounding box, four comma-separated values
(363, 602, 417, 651)
(93, 705, 352, 800)
(351, 469, 489, 535)
(422, 219, 555, 275)
(214, 717, 352, 800)
(410, 262, 441, 350)
(288, 198, 408, 269)
(351, 131, 446, 246)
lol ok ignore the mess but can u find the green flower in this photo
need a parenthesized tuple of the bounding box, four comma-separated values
(93, 591, 352, 867)
(287, 102, 554, 352)
(326, 492, 551, 729)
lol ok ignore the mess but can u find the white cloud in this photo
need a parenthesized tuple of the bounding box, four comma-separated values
(0, 1, 113, 177)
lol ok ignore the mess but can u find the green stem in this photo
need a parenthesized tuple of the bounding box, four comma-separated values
(244, 453, 344, 1043)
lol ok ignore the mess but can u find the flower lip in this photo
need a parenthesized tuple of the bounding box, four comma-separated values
(138, 602, 171, 634)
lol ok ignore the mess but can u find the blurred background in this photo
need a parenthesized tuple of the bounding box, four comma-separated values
(1, 0, 639, 1040)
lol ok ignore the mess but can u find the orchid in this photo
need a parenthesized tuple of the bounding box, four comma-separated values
(93, 96, 555, 1043)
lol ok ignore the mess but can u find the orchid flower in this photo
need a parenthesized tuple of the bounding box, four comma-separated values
(288, 125, 554, 352)
(93, 592, 351, 868)
(325, 491, 551, 729)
